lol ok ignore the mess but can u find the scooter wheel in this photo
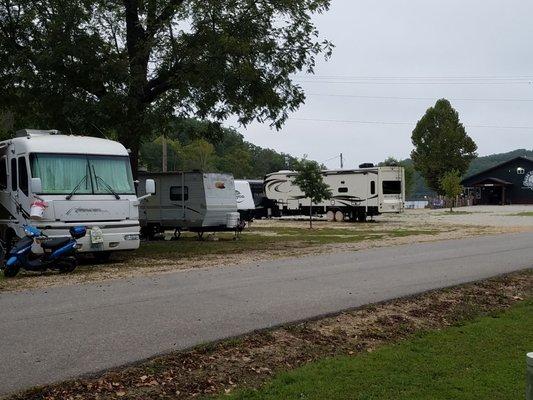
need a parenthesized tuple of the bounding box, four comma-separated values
(58, 257, 77, 274)
(2, 266, 20, 278)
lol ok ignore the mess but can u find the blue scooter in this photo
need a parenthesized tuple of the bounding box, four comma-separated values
(2, 225, 87, 277)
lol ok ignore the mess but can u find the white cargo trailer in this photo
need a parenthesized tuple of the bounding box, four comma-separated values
(0, 129, 154, 260)
(264, 165, 405, 221)
(138, 172, 242, 239)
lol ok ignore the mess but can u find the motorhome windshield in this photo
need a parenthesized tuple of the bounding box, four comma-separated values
(30, 153, 135, 195)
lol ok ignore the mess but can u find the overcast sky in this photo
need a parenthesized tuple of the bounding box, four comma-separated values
(230, 0, 533, 169)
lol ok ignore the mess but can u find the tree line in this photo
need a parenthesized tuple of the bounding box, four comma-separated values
(140, 119, 298, 179)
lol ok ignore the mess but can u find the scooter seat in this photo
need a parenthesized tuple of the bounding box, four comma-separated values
(42, 237, 72, 250)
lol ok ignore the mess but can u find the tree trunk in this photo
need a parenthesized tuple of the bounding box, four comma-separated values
(309, 199, 313, 229)
(119, 119, 143, 180)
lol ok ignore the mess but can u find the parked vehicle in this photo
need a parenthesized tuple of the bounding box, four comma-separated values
(264, 164, 405, 221)
(235, 180, 255, 221)
(0, 129, 154, 261)
(1, 225, 86, 277)
(138, 171, 242, 239)
(247, 179, 279, 219)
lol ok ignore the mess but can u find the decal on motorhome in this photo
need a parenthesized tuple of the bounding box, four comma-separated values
(66, 208, 110, 215)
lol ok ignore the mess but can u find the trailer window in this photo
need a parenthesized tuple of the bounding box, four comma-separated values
(0, 158, 6, 190)
(370, 181, 376, 195)
(170, 186, 188, 201)
(11, 158, 17, 191)
(338, 187, 348, 193)
(382, 180, 401, 194)
(18, 157, 28, 195)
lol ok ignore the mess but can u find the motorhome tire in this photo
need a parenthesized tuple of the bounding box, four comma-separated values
(326, 210, 335, 221)
(58, 257, 77, 273)
(334, 210, 344, 222)
(93, 252, 111, 263)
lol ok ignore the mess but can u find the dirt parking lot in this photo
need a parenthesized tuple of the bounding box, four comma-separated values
(1, 205, 532, 292)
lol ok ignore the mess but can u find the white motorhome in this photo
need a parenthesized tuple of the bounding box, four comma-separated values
(138, 171, 241, 239)
(264, 165, 405, 221)
(0, 129, 153, 259)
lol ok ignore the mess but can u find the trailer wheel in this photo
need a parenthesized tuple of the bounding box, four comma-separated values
(334, 210, 344, 222)
(326, 210, 335, 221)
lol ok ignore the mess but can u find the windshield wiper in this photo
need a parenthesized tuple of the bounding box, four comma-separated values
(92, 165, 120, 199)
(65, 174, 88, 200)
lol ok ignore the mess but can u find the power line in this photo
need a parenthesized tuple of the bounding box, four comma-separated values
(289, 117, 533, 130)
(306, 93, 533, 103)
(295, 80, 532, 85)
(295, 74, 533, 80)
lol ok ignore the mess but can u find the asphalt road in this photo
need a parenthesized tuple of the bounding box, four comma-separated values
(1, 232, 532, 396)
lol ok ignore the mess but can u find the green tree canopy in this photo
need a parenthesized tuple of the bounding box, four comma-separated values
(0, 0, 332, 173)
(440, 170, 463, 212)
(293, 158, 331, 228)
(411, 99, 477, 194)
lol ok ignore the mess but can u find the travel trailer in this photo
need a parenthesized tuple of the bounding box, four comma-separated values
(138, 171, 242, 239)
(234, 180, 255, 221)
(264, 165, 405, 221)
(0, 129, 154, 260)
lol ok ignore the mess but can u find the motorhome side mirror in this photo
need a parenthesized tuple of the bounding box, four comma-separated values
(30, 177, 42, 194)
(145, 179, 155, 195)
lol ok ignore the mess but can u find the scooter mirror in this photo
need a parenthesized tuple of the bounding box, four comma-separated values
(30, 177, 42, 194)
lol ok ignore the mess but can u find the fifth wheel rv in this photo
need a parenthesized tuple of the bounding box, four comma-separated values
(264, 165, 405, 221)
(0, 129, 154, 260)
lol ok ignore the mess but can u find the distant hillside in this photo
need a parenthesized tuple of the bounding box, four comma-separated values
(406, 148, 533, 199)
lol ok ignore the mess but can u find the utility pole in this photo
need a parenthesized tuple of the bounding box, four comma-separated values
(340, 153, 344, 169)
(162, 135, 168, 172)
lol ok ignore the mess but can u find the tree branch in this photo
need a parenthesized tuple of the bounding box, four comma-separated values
(146, 0, 185, 38)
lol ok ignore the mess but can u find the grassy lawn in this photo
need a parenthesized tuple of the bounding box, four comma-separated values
(511, 212, 533, 217)
(223, 299, 532, 400)
(131, 226, 438, 259)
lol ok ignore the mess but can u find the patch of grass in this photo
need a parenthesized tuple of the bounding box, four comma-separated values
(224, 300, 532, 400)
(443, 210, 473, 215)
(132, 227, 438, 259)
(510, 212, 533, 217)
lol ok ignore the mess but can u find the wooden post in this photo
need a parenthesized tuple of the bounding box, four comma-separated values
(161, 135, 168, 172)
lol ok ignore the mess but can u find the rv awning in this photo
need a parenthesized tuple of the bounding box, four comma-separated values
(470, 177, 513, 187)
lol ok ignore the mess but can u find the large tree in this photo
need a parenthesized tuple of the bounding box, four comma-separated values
(411, 99, 477, 194)
(0, 0, 332, 173)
